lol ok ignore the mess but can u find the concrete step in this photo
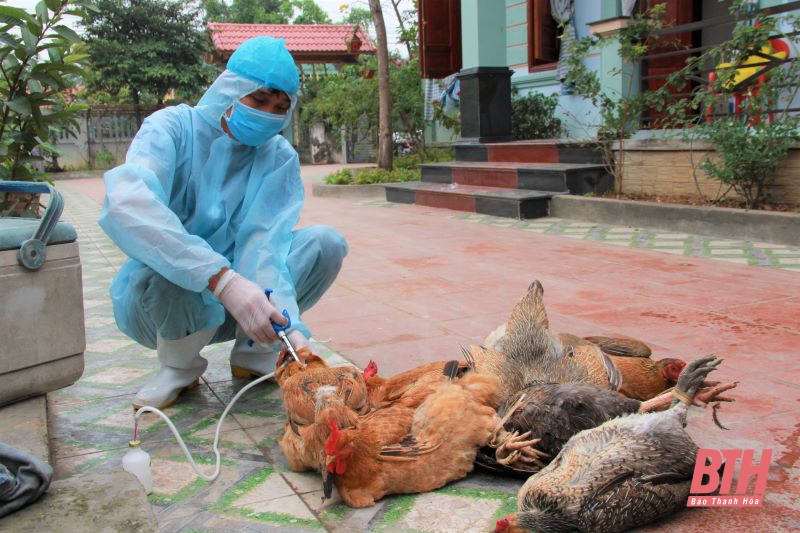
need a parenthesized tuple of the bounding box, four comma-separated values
(3, 470, 158, 532)
(385, 181, 560, 219)
(455, 140, 605, 164)
(420, 162, 612, 195)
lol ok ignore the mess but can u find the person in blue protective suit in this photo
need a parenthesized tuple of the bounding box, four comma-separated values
(99, 36, 348, 410)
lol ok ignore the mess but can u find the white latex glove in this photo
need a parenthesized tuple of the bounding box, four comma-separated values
(217, 273, 287, 344)
(287, 329, 309, 351)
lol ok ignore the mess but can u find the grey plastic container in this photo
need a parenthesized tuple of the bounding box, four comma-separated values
(0, 183, 85, 406)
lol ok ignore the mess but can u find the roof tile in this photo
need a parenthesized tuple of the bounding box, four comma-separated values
(208, 23, 377, 54)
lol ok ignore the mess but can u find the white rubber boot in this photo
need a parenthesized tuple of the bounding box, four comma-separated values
(133, 329, 216, 410)
(230, 325, 279, 379)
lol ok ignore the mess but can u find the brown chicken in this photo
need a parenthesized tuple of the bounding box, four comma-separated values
(362, 359, 472, 409)
(276, 348, 370, 472)
(320, 371, 501, 508)
(475, 281, 687, 403)
(274, 347, 328, 387)
(575, 335, 685, 400)
(495, 356, 730, 533)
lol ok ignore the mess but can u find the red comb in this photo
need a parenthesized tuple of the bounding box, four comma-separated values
(324, 419, 340, 455)
(363, 360, 378, 378)
(495, 517, 510, 532)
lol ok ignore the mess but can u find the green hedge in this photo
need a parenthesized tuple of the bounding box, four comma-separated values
(323, 149, 454, 185)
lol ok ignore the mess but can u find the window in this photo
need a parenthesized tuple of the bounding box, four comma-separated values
(528, 0, 559, 72)
(419, 0, 462, 78)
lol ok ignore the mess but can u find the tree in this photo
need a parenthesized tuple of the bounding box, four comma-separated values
(391, 57, 423, 152)
(203, 0, 330, 24)
(368, 0, 392, 169)
(225, 0, 292, 23)
(341, 6, 373, 35)
(0, 0, 93, 182)
(302, 58, 423, 158)
(291, 0, 330, 24)
(201, 0, 229, 22)
(387, 0, 416, 59)
(82, 0, 215, 128)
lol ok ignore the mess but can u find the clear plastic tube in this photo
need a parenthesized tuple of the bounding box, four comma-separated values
(132, 370, 276, 481)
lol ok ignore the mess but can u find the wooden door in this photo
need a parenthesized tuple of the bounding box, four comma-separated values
(419, 0, 462, 78)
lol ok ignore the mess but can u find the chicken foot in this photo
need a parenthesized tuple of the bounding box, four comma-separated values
(492, 430, 550, 469)
(693, 381, 738, 406)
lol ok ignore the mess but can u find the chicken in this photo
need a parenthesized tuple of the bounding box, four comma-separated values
(279, 392, 360, 472)
(274, 347, 328, 387)
(475, 281, 687, 403)
(495, 355, 730, 533)
(320, 370, 501, 508)
(277, 347, 370, 428)
(570, 335, 686, 401)
(275, 347, 370, 472)
(477, 375, 737, 477)
(362, 359, 472, 409)
(473, 281, 617, 404)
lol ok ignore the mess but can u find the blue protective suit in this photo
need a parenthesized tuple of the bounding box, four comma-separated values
(99, 37, 345, 348)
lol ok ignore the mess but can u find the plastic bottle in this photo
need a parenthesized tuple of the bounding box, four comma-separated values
(122, 440, 152, 494)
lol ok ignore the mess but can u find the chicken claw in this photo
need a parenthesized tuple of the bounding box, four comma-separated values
(495, 431, 549, 469)
(693, 381, 738, 407)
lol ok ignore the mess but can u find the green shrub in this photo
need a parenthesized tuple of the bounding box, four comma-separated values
(324, 168, 354, 185)
(387, 168, 421, 183)
(511, 92, 563, 140)
(353, 168, 391, 184)
(422, 147, 454, 163)
(697, 116, 798, 209)
(394, 153, 421, 170)
(0, 1, 92, 181)
(349, 167, 421, 184)
(94, 150, 116, 170)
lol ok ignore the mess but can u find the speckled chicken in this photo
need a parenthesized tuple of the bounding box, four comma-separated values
(476, 281, 687, 404)
(495, 355, 728, 533)
(474, 281, 617, 404)
(477, 376, 737, 477)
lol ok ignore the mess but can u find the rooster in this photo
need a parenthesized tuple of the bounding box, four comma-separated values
(574, 335, 686, 400)
(320, 366, 501, 508)
(275, 347, 370, 472)
(475, 281, 689, 403)
(495, 356, 732, 533)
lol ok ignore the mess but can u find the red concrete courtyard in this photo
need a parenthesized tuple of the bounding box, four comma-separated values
(60, 167, 799, 531)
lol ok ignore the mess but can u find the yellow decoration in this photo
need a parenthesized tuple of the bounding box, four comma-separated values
(715, 42, 788, 90)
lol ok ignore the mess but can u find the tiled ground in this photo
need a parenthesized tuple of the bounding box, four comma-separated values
(52, 184, 522, 532)
(50, 173, 800, 532)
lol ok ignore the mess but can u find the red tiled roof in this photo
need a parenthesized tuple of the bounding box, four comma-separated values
(208, 23, 376, 55)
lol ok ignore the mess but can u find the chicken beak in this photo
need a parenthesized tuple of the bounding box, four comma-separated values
(323, 470, 333, 499)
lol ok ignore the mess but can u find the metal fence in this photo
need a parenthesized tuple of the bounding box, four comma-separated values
(54, 105, 158, 170)
(639, 0, 800, 127)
